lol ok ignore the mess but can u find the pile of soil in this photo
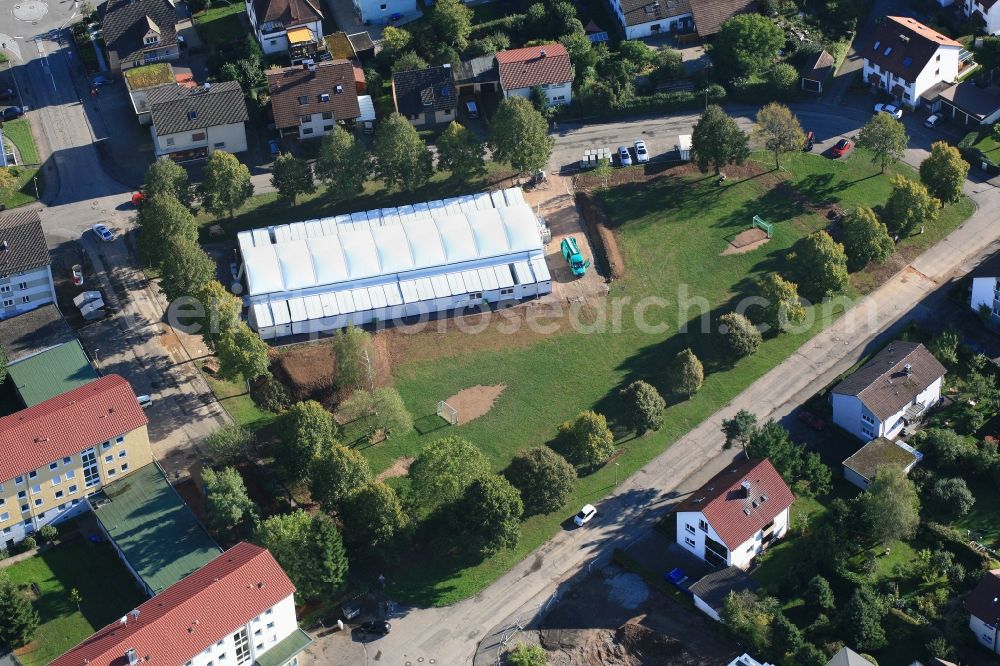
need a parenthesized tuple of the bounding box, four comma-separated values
(575, 191, 625, 280)
(615, 622, 696, 664)
(272, 344, 336, 403)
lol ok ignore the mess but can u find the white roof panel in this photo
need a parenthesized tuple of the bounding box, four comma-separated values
(270, 300, 291, 325)
(287, 297, 308, 322)
(446, 272, 466, 294)
(238, 230, 255, 252)
(308, 221, 326, 237)
(357, 94, 376, 122)
(351, 211, 369, 225)
(414, 277, 435, 301)
(243, 245, 285, 295)
(367, 285, 387, 309)
(339, 229, 381, 279)
(490, 190, 507, 208)
(501, 205, 542, 253)
(404, 220, 447, 269)
(336, 290, 356, 315)
(303, 295, 324, 319)
(399, 279, 420, 303)
(382, 283, 403, 306)
(469, 210, 509, 256)
(493, 264, 515, 288)
(275, 241, 316, 290)
(371, 225, 414, 273)
(435, 215, 479, 263)
(503, 187, 526, 207)
(477, 267, 499, 291)
(461, 270, 482, 292)
(273, 225, 292, 243)
(459, 195, 477, 213)
(351, 287, 372, 311)
(426, 200, 445, 213)
(307, 236, 349, 286)
(530, 254, 551, 282)
(321, 218, 339, 236)
(474, 192, 493, 210)
(252, 228, 272, 246)
(290, 222, 308, 240)
(398, 204, 415, 217)
(319, 292, 340, 317)
(251, 302, 273, 327)
(513, 260, 533, 285)
(430, 275, 451, 298)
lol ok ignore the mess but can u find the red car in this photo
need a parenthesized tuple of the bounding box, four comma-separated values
(798, 410, 826, 431)
(830, 138, 853, 158)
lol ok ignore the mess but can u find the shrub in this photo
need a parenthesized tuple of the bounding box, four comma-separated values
(252, 376, 291, 412)
(505, 642, 547, 666)
(557, 410, 616, 468)
(37, 525, 58, 543)
(718, 312, 762, 361)
(504, 447, 577, 516)
(619, 380, 666, 432)
(927, 477, 975, 519)
(17, 537, 36, 553)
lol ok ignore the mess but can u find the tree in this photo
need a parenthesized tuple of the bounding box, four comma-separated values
(277, 401, 338, 479)
(489, 97, 554, 175)
(505, 642, 547, 666)
(0, 168, 18, 195)
(920, 141, 969, 204)
(690, 105, 750, 175)
(928, 329, 960, 367)
(221, 58, 264, 91)
(860, 465, 920, 545)
(791, 231, 849, 298)
(214, 322, 271, 382)
(757, 273, 806, 332)
(391, 50, 429, 73)
(315, 127, 368, 201)
(37, 524, 58, 543)
(409, 436, 490, 515)
(451, 473, 523, 558)
(771, 612, 803, 657)
(557, 410, 616, 467)
(928, 477, 975, 519)
(144, 156, 191, 205)
(747, 420, 802, 480)
(753, 103, 805, 170)
(430, 0, 473, 50)
(919, 428, 975, 473)
(669, 348, 704, 397)
(805, 574, 835, 612)
(200, 151, 254, 218)
(69, 588, 82, 612)
(339, 387, 413, 443)
(136, 193, 198, 267)
(0, 571, 39, 648)
(504, 446, 577, 516)
(883, 175, 940, 237)
(379, 26, 412, 63)
(842, 586, 887, 651)
(721, 589, 779, 654)
(204, 423, 255, 465)
(712, 14, 784, 78)
(196, 280, 242, 349)
(309, 443, 372, 514)
(270, 154, 314, 204)
(856, 112, 908, 173)
(331, 325, 372, 390)
(722, 409, 758, 450)
(766, 62, 799, 97)
(795, 644, 828, 666)
(842, 206, 894, 271)
(158, 237, 215, 302)
(619, 380, 667, 432)
(373, 113, 433, 191)
(202, 466, 256, 534)
(341, 481, 410, 555)
(800, 451, 832, 495)
(436, 121, 486, 179)
(255, 511, 348, 598)
(718, 312, 762, 361)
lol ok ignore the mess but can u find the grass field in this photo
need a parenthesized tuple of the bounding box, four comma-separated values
(5, 539, 147, 666)
(197, 360, 277, 430)
(5, 118, 39, 164)
(192, 2, 247, 46)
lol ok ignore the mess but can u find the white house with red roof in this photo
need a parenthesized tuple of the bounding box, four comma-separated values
(674, 457, 794, 570)
(51, 542, 312, 666)
(862, 16, 962, 108)
(496, 44, 573, 106)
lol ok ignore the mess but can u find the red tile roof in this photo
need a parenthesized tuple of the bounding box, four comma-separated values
(966, 569, 1000, 625)
(496, 44, 573, 91)
(674, 458, 794, 549)
(0, 375, 147, 484)
(50, 543, 297, 666)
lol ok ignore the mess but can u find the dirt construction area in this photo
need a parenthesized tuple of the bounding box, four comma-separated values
(523, 565, 741, 665)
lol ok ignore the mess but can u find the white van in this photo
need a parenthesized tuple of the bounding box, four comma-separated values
(136, 395, 153, 409)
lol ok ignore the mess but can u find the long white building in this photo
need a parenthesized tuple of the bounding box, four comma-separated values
(240, 189, 552, 339)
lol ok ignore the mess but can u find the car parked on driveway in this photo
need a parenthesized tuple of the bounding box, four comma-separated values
(574, 504, 597, 526)
(924, 113, 943, 128)
(830, 138, 853, 158)
(92, 223, 115, 242)
(618, 146, 632, 167)
(360, 620, 391, 636)
(874, 103, 903, 119)
(2, 106, 23, 121)
(634, 140, 649, 163)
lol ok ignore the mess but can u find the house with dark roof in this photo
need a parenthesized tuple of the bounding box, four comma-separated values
(0, 304, 74, 362)
(247, 0, 324, 59)
(0, 209, 57, 320)
(100, 0, 182, 74)
(689, 565, 758, 621)
(932, 79, 1000, 127)
(0, 375, 152, 550)
(969, 251, 1000, 319)
(801, 49, 835, 93)
(392, 65, 457, 127)
(51, 542, 312, 666)
(606, 0, 693, 41)
(825, 648, 878, 666)
(148, 81, 250, 161)
(674, 457, 794, 570)
(842, 436, 923, 490)
(862, 16, 963, 108)
(456, 55, 500, 96)
(831, 341, 946, 442)
(497, 44, 573, 106)
(967, 569, 1000, 655)
(267, 60, 362, 139)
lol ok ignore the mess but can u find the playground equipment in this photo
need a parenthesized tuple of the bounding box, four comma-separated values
(752, 215, 773, 239)
(561, 237, 591, 277)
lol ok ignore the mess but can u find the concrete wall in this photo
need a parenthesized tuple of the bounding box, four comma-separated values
(0, 265, 57, 320)
(843, 465, 870, 491)
(693, 594, 721, 622)
(832, 393, 868, 441)
(970, 613, 1000, 654)
(354, 0, 417, 24)
(623, 13, 692, 40)
(505, 81, 572, 105)
(152, 122, 249, 158)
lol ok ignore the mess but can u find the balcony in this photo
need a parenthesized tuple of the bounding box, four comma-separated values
(288, 27, 330, 64)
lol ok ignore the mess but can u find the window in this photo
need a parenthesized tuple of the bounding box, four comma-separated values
(72, 499, 80, 506)
(20, 504, 28, 513)
(66, 470, 75, 479)
(937, 53, 941, 61)
(118, 450, 127, 458)
(104, 455, 114, 464)
(116, 436, 125, 445)
(265, 608, 273, 615)
(684, 536, 696, 547)
(255, 644, 263, 652)
(28, 471, 36, 479)
(192, 132, 206, 142)
(323, 125, 333, 132)
(500, 287, 514, 296)
(54, 491, 63, 499)
(14, 476, 23, 485)
(81, 448, 100, 488)
(38, 511, 45, 519)
(17, 491, 25, 499)
(69, 485, 78, 493)
(51, 476, 60, 486)
(34, 498, 42, 506)
(213, 142, 226, 150)
(469, 291, 483, 300)
(31, 485, 40, 494)
(102, 442, 111, 450)
(935, 69, 939, 76)
(121, 463, 129, 472)
(166, 137, 175, 146)
(216, 640, 224, 647)
(861, 414, 875, 425)
(20, 296, 29, 304)
(107, 469, 117, 477)
(883, 46, 892, 55)
(233, 627, 251, 665)
(873, 40, 880, 50)
(18, 282, 26, 289)
(0, 285, 9, 293)
(685, 523, 695, 534)
(58, 502, 66, 510)
(254, 628, 262, 636)
(0, 498, 3, 506)
(300, 114, 312, 123)
(303, 128, 314, 135)
(380, 3, 387, 8)
(698, 519, 708, 532)
(62, 457, 71, 464)
(266, 622, 274, 629)
(443, 108, 452, 115)
(862, 427, 875, 438)
(320, 93, 330, 102)
(321, 111, 333, 120)
(0, 512, 8, 522)
(298, 95, 308, 105)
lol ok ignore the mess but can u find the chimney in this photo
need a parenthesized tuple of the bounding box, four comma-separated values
(203, 82, 211, 92)
(740, 480, 751, 496)
(126, 649, 139, 666)
(540, 49, 547, 58)
(904, 363, 912, 375)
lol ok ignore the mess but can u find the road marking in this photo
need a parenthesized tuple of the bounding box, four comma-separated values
(34, 38, 57, 92)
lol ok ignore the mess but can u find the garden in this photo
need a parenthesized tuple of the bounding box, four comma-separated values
(0, 117, 43, 209)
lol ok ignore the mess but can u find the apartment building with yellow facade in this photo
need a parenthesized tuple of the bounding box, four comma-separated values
(0, 374, 151, 550)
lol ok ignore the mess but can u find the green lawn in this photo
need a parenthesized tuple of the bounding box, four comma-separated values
(193, 2, 247, 46)
(5, 118, 39, 165)
(197, 361, 277, 429)
(954, 478, 1000, 546)
(4, 539, 147, 666)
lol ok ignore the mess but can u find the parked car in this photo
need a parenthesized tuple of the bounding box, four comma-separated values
(92, 223, 115, 242)
(634, 140, 649, 163)
(136, 395, 153, 409)
(830, 138, 853, 158)
(0, 88, 15, 101)
(465, 100, 479, 119)
(2, 106, 23, 121)
(617, 146, 632, 167)
(90, 74, 111, 88)
(798, 409, 826, 431)
(359, 620, 391, 636)
(924, 113, 943, 128)
(874, 103, 903, 119)
(574, 504, 597, 526)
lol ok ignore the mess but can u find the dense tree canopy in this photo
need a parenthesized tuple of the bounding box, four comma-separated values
(842, 585, 887, 651)
(503, 446, 577, 516)
(756, 273, 806, 332)
(204, 423, 255, 465)
(144, 157, 191, 205)
(430, 0, 473, 50)
(620, 379, 667, 431)
(856, 112, 908, 173)
(342, 481, 410, 555)
(843, 206, 894, 271)
(436, 121, 486, 179)
(0, 571, 39, 648)
(277, 401, 339, 479)
(332, 325, 372, 390)
(200, 151, 254, 217)
(722, 409, 758, 450)
(557, 410, 616, 467)
(409, 436, 490, 515)
(718, 312, 762, 361)
(136, 193, 198, 268)
(671, 349, 704, 397)
(315, 127, 368, 201)
(374, 113, 433, 191)
(255, 511, 348, 599)
(270, 154, 314, 204)
(159, 237, 215, 302)
(883, 175, 940, 237)
(791, 231, 849, 298)
(214, 321, 271, 382)
(691, 105, 750, 175)
(451, 473, 524, 558)
(202, 466, 257, 534)
(920, 141, 969, 204)
(712, 14, 784, 78)
(489, 97, 554, 175)
(860, 465, 921, 544)
(753, 103, 805, 169)
(309, 443, 373, 514)
(339, 387, 413, 443)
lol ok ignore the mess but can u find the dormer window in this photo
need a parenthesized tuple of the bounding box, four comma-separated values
(320, 92, 330, 102)
(298, 95, 308, 105)
(873, 40, 880, 51)
(884, 46, 892, 55)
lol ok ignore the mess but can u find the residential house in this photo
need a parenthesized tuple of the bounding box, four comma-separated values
(936, 0, 1000, 35)
(674, 457, 794, 570)
(0, 375, 152, 550)
(967, 569, 1000, 655)
(100, 0, 182, 74)
(689, 565, 759, 621)
(841, 436, 923, 490)
(353, 0, 416, 26)
(391, 65, 458, 127)
(607, 0, 693, 41)
(933, 79, 1000, 126)
(456, 54, 500, 96)
(51, 542, 312, 666)
(0, 210, 57, 320)
(122, 62, 177, 125)
(268, 60, 362, 139)
(688, 0, 756, 36)
(496, 44, 573, 106)
(862, 16, 962, 108)
(148, 81, 250, 161)
(970, 252, 1000, 318)
(826, 648, 878, 665)
(830, 341, 945, 442)
(801, 49, 835, 93)
(727, 653, 775, 666)
(247, 0, 324, 59)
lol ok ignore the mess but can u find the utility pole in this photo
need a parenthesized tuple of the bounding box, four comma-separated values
(615, 462, 620, 486)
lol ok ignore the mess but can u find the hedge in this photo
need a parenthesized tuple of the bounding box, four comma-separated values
(559, 84, 726, 121)
(921, 521, 997, 573)
(469, 15, 526, 39)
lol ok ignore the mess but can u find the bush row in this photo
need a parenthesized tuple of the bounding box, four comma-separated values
(559, 84, 727, 121)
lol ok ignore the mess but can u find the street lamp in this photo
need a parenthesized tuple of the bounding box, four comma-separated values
(32, 176, 38, 199)
(615, 462, 620, 486)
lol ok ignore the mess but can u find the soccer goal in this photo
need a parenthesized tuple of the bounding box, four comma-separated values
(437, 400, 458, 426)
(752, 215, 773, 239)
